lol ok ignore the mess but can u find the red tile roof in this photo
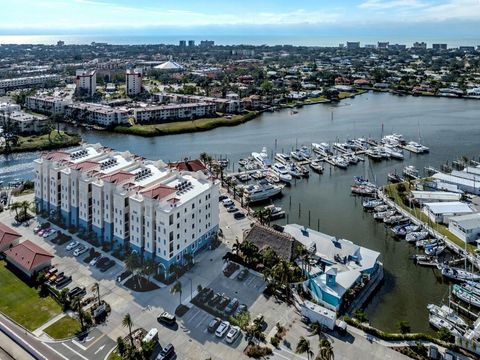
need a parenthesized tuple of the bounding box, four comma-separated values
(43, 151, 70, 161)
(0, 222, 21, 248)
(101, 171, 134, 184)
(70, 160, 98, 171)
(141, 184, 176, 200)
(172, 159, 206, 172)
(5, 240, 53, 272)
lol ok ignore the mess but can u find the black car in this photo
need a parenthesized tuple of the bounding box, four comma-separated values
(234, 212, 246, 220)
(207, 317, 221, 333)
(224, 298, 239, 315)
(216, 295, 231, 310)
(68, 287, 86, 299)
(156, 343, 174, 360)
(219, 194, 228, 201)
(117, 270, 132, 282)
(55, 276, 72, 289)
(99, 259, 115, 272)
(208, 293, 221, 307)
(95, 257, 108, 268)
(197, 288, 214, 303)
(157, 312, 176, 325)
(236, 268, 249, 281)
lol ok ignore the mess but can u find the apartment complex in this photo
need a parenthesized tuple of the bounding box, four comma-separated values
(125, 68, 142, 96)
(65, 103, 128, 126)
(0, 74, 61, 91)
(154, 92, 242, 113)
(133, 102, 216, 123)
(75, 69, 97, 97)
(33, 145, 219, 274)
(26, 95, 72, 115)
(0, 110, 49, 134)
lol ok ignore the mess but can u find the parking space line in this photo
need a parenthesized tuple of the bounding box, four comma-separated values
(185, 308, 200, 322)
(62, 343, 89, 360)
(43, 343, 69, 360)
(194, 313, 210, 328)
(71, 339, 87, 351)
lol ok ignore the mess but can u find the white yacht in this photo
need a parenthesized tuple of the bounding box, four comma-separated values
(404, 141, 428, 154)
(274, 153, 290, 164)
(252, 147, 271, 168)
(272, 163, 293, 183)
(403, 165, 419, 179)
(311, 143, 331, 156)
(383, 146, 404, 160)
(243, 183, 282, 203)
(290, 150, 305, 161)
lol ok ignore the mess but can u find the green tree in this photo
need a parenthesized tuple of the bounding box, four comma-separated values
(71, 297, 86, 331)
(318, 338, 334, 360)
(296, 336, 314, 360)
(437, 327, 453, 342)
(310, 321, 322, 338)
(122, 313, 134, 348)
(171, 281, 182, 306)
(239, 240, 259, 265)
(396, 320, 411, 334)
(353, 309, 368, 323)
(116, 336, 126, 357)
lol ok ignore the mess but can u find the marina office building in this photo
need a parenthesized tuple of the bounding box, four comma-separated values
(33, 144, 219, 275)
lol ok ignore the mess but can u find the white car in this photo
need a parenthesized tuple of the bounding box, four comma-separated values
(225, 326, 241, 344)
(42, 229, 55, 238)
(66, 241, 79, 251)
(215, 320, 230, 338)
(73, 246, 88, 257)
(89, 256, 101, 266)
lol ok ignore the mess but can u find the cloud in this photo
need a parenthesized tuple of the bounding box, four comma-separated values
(359, 0, 427, 9)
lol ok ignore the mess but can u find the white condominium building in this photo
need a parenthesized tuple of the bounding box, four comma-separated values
(75, 69, 97, 97)
(125, 68, 142, 96)
(65, 103, 129, 126)
(0, 74, 61, 90)
(154, 92, 243, 113)
(26, 95, 72, 115)
(33, 144, 219, 276)
(0, 110, 48, 134)
(133, 102, 216, 123)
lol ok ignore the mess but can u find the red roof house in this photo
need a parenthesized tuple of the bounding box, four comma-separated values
(4, 240, 54, 277)
(0, 222, 22, 252)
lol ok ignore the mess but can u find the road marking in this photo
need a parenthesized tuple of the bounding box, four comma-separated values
(43, 343, 69, 360)
(72, 339, 87, 350)
(62, 343, 89, 360)
(0, 319, 48, 360)
(85, 333, 105, 348)
(94, 345, 105, 355)
(187, 308, 201, 323)
(194, 313, 209, 328)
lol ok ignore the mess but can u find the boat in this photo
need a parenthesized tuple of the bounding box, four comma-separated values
(374, 210, 396, 221)
(416, 238, 441, 249)
(387, 171, 404, 183)
(384, 214, 407, 225)
(365, 148, 382, 161)
(311, 143, 332, 156)
(299, 146, 311, 159)
(363, 199, 383, 210)
(351, 185, 377, 197)
(286, 163, 302, 178)
(394, 224, 422, 237)
(428, 314, 462, 336)
(402, 165, 419, 179)
(333, 156, 349, 169)
(218, 158, 229, 168)
(382, 134, 406, 146)
(265, 172, 280, 184)
(345, 154, 360, 164)
(333, 143, 348, 153)
(290, 150, 305, 161)
(353, 176, 376, 187)
(251, 171, 265, 180)
(425, 244, 446, 256)
(427, 304, 468, 329)
(237, 173, 251, 182)
(383, 146, 404, 160)
(275, 153, 291, 164)
(238, 158, 248, 167)
(252, 147, 271, 168)
(404, 141, 428, 154)
(298, 165, 310, 178)
(243, 182, 283, 204)
(264, 205, 286, 220)
(374, 205, 389, 212)
(452, 284, 480, 308)
(464, 282, 480, 297)
(412, 255, 438, 267)
(405, 231, 429, 242)
(272, 163, 293, 184)
(309, 160, 324, 173)
(440, 266, 480, 282)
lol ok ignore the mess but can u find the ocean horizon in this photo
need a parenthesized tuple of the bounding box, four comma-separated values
(1, 34, 479, 47)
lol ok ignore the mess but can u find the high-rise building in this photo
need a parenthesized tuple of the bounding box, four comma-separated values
(34, 145, 219, 277)
(188, 40, 195, 47)
(179, 40, 186, 47)
(412, 42, 427, 50)
(75, 69, 97, 97)
(432, 44, 447, 50)
(377, 42, 389, 49)
(346, 42, 360, 49)
(200, 40, 214, 47)
(125, 68, 142, 96)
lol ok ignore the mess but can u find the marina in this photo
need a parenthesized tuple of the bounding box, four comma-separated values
(2, 92, 480, 333)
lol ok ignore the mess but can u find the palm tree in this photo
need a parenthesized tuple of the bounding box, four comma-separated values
(18, 200, 32, 220)
(122, 313, 134, 347)
(309, 321, 322, 338)
(91, 283, 101, 306)
(143, 258, 157, 282)
(169, 263, 180, 280)
(232, 238, 241, 255)
(239, 240, 259, 265)
(261, 247, 278, 268)
(171, 281, 182, 306)
(9, 201, 21, 218)
(296, 336, 314, 360)
(318, 338, 334, 360)
(71, 296, 85, 331)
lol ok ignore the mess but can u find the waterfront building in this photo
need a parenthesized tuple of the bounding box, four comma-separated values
(410, 191, 462, 206)
(125, 68, 142, 96)
(432, 43, 447, 50)
(432, 172, 480, 195)
(133, 103, 217, 123)
(0, 110, 48, 134)
(26, 95, 72, 115)
(154, 93, 242, 114)
(448, 213, 480, 244)
(377, 41, 389, 49)
(188, 40, 195, 47)
(0, 102, 21, 113)
(75, 69, 97, 97)
(283, 224, 382, 312)
(65, 103, 128, 126)
(33, 145, 219, 275)
(346, 41, 360, 49)
(179, 40, 186, 47)
(422, 201, 475, 224)
(412, 42, 427, 49)
(388, 44, 407, 50)
(0, 74, 61, 91)
(199, 40, 214, 47)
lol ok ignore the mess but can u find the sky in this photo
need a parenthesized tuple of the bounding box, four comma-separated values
(1, 0, 480, 41)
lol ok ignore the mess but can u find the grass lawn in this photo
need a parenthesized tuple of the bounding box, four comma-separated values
(44, 316, 82, 339)
(0, 261, 62, 331)
(2, 130, 81, 154)
(107, 351, 122, 360)
(384, 183, 476, 253)
(114, 112, 258, 137)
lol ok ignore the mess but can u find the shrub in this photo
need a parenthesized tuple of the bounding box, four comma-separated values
(245, 344, 272, 358)
(270, 335, 280, 347)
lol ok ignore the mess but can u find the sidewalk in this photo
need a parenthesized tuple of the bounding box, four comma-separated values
(32, 313, 66, 337)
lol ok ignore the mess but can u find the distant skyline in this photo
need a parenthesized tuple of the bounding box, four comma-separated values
(1, 0, 480, 44)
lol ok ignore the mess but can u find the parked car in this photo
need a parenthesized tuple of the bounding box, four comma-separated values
(215, 321, 230, 338)
(219, 195, 229, 201)
(99, 259, 115, 272)
(234, 212, 246, 220)
(157, 312, 176, 326)
(227, 206, 238, 213)
(66, 241, 79, 251)
(156, 343, 174, 360)
(89, 256, 101, 266)
(208, 293, 221, 307)
(55, 275, 72, 289)
(68, 287, 86, 299)
(217, 295, 231, 310)
(95, 257, 108, 268)
(42, 229, 55, 238)
(234, 304, 248, 317)
(33, 224, 43, 234)
(225, 298, 239, 315)
(116, 270, 132, 282)
(197, 288, 214, 303)
(222, 199, 234, 207)
(73, 245, 88, 257)
(207, 317, 221, 333)
(225, 326, 241, 344)
(236, 268, 249, 281)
